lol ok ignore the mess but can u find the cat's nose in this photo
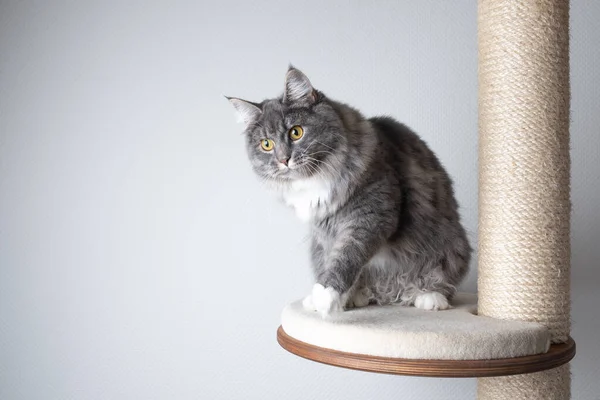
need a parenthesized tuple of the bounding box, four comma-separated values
(279, 157, 290, 166)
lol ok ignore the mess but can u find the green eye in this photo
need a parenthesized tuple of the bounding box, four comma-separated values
(261, 139, 274, 151)
(289, 125, 304, 141)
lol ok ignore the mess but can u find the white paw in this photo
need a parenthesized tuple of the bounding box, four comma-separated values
(348, 287, 371, 308)
(302, 293, 315, 310)
(414, 292, 449, 311)
(309, 283, 343, 316)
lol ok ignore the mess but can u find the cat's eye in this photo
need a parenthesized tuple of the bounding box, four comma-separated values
(260, 139, 274, 151)
(289, 125, 304, 141)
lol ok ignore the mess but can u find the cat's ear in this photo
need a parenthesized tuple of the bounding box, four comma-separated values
(283, 65, 317, 105)
(226, 96, 262, 126)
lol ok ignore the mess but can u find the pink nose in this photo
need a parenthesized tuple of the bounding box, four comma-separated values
(280, 157, 290, 166)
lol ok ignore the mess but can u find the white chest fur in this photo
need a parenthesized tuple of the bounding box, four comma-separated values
(282, 177, 333, 222)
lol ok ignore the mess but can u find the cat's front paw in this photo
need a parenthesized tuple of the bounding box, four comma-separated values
(306, 283, 343, 316)
(414, 292, 449, 311)
(302, 293, 315, 310)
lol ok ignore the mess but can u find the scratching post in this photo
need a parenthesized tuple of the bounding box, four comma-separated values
(477, 0, 571, 398)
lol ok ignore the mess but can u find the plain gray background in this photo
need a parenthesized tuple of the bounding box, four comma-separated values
(1, 1, 598, 399)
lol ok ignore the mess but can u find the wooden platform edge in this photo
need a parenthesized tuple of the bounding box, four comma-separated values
(276, 326, 575, 378)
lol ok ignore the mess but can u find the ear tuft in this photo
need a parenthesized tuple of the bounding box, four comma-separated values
(283, 67, 316, 105)
(226, 97, 262, 125)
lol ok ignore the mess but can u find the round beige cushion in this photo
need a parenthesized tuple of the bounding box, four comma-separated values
(281, 293, 550, 360)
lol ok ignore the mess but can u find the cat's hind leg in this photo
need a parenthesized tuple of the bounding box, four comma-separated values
(414, 291, 449, 311)
(409, 261, 458, 311)
(346, 286, 372, 308)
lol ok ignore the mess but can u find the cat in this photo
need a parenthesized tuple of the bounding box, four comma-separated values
(228, 66, 471, 316)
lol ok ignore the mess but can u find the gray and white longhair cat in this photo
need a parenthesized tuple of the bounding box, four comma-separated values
(228, 66, 471, 316)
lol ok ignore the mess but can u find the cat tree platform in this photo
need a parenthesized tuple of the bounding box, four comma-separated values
(277, 293, 575, 377)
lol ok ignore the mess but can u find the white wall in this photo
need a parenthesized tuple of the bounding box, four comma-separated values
(0, 1, 597, 399)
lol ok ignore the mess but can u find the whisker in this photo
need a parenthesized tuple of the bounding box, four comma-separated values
(314, 140, 336, 151)
(298, 141, 319, 157)
(301, 159, 322, 178)
(304, 156, 343, 180)
(307, 150, 344, 164)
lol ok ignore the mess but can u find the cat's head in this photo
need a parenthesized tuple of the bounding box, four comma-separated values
(227, 66, 346, 184)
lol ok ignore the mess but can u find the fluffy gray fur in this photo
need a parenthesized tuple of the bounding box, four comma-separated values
(228, 66, 471, 313)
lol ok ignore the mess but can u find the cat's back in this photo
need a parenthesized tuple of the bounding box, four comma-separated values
(368, 116, 447, 175)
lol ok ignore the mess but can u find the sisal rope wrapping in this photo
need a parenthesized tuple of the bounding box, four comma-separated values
(478, 365, 571, 400)
(477, 0, 571, 398)
(477, 0, 571, 343)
